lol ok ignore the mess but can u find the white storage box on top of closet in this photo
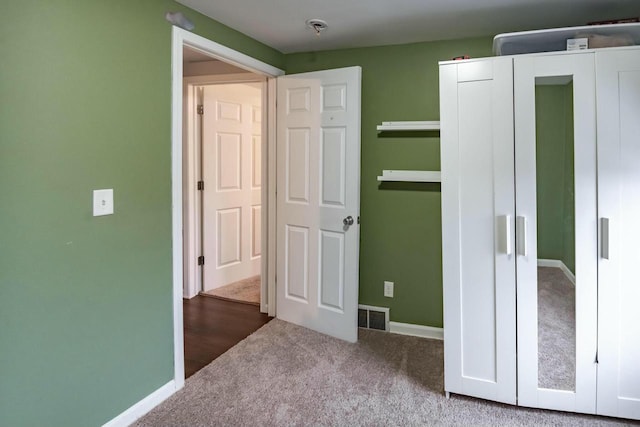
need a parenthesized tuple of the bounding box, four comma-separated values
(493, 23, 640, 55)
(439, 45, 640, 420)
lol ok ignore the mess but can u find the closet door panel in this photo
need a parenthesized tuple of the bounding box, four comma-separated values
(440, 57, 516, 405)
(514, 52, 598, 414)
(596, 49, 640, 421)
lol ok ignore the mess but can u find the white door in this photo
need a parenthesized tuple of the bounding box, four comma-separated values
(276, 67, 361, 343)
(440, 57, 517, 404)
(202, 83, 262, 291)
(514, 52, 598, 413)
(596, 48, 640, 420)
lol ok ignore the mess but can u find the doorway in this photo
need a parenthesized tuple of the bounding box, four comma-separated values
(171, 28, 361, 388)
(182, 50, 265, 306)
(181, 48, 272, 377)
(170, 28, 284, 387)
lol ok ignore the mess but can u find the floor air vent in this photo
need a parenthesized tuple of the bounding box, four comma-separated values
(358, 305, 390, 331)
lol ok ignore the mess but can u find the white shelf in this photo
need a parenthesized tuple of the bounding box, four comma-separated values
(377, 170, 441, 183)
(376, 121, 440, 131)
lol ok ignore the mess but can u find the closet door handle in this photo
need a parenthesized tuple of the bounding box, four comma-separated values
(516, 216, 527, 256)
(498, 215, 512, 255)
(601, 217, 610, 260)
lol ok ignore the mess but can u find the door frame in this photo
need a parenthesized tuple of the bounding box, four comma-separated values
(183, 75, 266, 309)
(171, 27, 284, 388)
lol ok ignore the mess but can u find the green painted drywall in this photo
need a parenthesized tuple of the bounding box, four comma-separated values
(535, 84, 575, 274)
(285, 38, 493, 327)
(0, 2, 283, 426)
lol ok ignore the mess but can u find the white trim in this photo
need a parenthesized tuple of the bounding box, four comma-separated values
(175, 27, 284, 78)
(171, 25, 284, 401)
(184, 73, 266, 85)
(182, 81, 200, 299)
(537, 259, 576, 285)
(266, 78, 277, 317)
(389, 321, 444, 340)
(260, 79, 268, 313)
(171, 25, 186, 390)
(102, 381, 177, 427)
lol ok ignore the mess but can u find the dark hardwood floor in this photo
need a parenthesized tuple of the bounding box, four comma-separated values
(183, 295, 272, 378)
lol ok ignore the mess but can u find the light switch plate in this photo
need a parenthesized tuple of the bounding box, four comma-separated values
(93, 189, 114, 216)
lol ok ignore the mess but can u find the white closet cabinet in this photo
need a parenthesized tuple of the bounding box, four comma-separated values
(439, 46, 640, 420)
(439, 57, 516, 405)
(596, 49, 640, 420)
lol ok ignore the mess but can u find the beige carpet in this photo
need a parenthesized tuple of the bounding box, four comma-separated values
(135, 320, 637, 427)
(201, 275, 260, 306)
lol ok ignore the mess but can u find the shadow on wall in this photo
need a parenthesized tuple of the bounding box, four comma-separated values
(378, 182, 441, 192)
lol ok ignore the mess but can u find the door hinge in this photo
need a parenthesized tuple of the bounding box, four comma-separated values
(595, 351, 599, 364)
(197, 104, 204, 115)
(198, 255, 205, 266)
(197, 181, 204, 191)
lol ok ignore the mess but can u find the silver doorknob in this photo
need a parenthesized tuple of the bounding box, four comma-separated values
(343, 216, 354, 226)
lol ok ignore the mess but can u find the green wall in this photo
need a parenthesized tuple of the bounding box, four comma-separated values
(535, 83, 575, 274)
(285, 38, 493, 327)
(0, 2, 283, 426)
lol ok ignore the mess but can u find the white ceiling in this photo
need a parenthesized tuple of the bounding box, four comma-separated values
(176, 0, 639, 53)
(183, 46, 214, 62)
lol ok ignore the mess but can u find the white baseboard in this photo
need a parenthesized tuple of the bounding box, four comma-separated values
(538, 259, 576, 285)
(389, 321, 444, 340)
(102, 380, 178, 427)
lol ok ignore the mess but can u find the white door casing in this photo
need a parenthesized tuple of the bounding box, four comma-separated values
(596, 48, 640, 420)
(440, 57, 517, 404)
(276, 66, 361, 343)
(514, 52, 598, 413)
(202, 83, 262, 291)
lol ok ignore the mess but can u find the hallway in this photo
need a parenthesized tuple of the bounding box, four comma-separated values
(183, 296, 272, 377)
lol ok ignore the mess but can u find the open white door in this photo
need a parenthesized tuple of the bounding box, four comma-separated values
(276, 66, 361, 343)
(202, 83, 262, 292)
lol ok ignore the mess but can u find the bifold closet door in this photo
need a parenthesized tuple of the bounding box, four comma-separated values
(440, 57, 516, 405)
(596, 48, 640, 420)
(514, 53, 598, 414)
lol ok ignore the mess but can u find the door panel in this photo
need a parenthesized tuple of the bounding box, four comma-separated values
(217, 132, 241, 190)
(251, 205, 261, 258)
(596, 49, 640, 420)
(514, 52, 597, 414)
(319, 230, 344, 311)
(286, 128, 310, 203)
(217, 208, 241, 266)
(202, 83, 262, 291)
(320, 128, 346, 206)
(276, 67, 361, 343)
(440, 57, 516, 404)
(458, 80, 497, 383)
(285, 225, 309, 301)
